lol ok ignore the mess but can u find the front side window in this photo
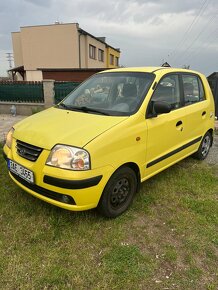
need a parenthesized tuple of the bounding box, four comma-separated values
(89, 45, 96, 59)
(151, 74, 181, 110)
(59, 72, 155, 116)
(115, 57, 119, 66)
(182, 74, 205, 105)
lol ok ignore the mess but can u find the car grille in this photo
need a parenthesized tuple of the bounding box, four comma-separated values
(16, 140, 43, 161)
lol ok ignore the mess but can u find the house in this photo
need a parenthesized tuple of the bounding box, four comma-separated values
(10, 22, 121, 81)
(207, 72, 218, 117)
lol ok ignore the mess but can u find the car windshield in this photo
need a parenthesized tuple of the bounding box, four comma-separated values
(60, 72, 155, 116)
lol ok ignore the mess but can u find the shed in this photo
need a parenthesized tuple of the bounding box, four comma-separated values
(207, 72, 218, 117)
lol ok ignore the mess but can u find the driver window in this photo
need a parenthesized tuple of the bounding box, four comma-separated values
(151, 74, 181, 110)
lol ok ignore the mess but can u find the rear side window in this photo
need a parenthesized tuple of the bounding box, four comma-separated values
(182, 75, 205, 106)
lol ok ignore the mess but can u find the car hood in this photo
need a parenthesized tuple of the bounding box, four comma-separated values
(13, 107, 128, 150)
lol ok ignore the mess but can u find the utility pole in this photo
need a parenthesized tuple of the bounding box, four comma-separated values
(6, 52, 13, 69)
(6, 52, 14, 80)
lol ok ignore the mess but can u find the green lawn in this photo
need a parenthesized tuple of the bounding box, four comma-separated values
(1, 143, 217, 290)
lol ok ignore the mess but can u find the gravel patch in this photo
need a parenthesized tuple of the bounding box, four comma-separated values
(0, 114, 26, 142)
(205, 133, 218, 166)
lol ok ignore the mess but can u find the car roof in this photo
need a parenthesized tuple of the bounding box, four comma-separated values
(99, 66, 202, 75)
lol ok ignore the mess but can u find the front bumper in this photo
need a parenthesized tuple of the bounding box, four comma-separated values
(3, 143, 114, 211)
(43, 174, 102, 189)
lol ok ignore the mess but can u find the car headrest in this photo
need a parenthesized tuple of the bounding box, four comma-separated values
(122, 83, 137, 98)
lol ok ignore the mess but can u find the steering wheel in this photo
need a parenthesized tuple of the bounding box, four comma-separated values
(74, 94, 91, 106)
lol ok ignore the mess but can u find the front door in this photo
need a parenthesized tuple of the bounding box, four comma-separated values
(143, 74, 189, 180)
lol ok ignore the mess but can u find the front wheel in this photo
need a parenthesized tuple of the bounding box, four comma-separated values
(193, 132, 212, 160)
(97, 167, 137, 218)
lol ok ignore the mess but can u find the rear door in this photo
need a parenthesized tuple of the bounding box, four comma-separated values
(180, 73, 209, 144)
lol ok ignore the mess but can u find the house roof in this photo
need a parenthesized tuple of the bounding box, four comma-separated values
(78, 28, 120, 53)
(207, 72, 218, 79)
(8, 65, 24, 72)
(37, 68, 107, 72)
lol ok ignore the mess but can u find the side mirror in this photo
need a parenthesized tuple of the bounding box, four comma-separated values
(153, 101, 171, 115)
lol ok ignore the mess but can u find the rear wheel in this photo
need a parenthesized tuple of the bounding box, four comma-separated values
(193, 132, 212, 160)
(97, 167, 137, 218)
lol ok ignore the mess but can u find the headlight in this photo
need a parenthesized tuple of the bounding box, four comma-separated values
(46, 145, 90, 171)
(6, 128, 15, 149)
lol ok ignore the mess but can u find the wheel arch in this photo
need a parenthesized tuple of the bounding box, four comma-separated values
(207, 128, 214, 146)
(97, 162, 141, 217)
(116, 162, 141, 193)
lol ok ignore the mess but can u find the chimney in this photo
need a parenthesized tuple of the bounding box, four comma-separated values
(98, 37, 106, 43)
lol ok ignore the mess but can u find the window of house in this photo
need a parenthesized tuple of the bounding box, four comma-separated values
(98, 49, 104, 62)
(89, 45, 96, 59)
(182, 74, 205, 105)
(151, 74, 181, 110)
(110, 54, 114, 65)
(115, 57, 119, 66)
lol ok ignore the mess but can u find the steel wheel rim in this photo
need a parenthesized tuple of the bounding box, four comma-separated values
(110, 177, 130, 209)
(201, 135, 210, 157)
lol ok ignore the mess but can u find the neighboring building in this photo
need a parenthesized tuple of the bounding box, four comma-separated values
(207, 72, 218, 117)
(10, 22, 121, 81)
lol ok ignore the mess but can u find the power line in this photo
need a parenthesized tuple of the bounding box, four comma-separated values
(178, 13, 217, 64)
(170, 0, 211, 62)
(181, 24, 218, 65)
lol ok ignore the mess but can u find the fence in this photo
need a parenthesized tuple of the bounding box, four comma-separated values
(0, 81, 44, 103)
(54, 82, 80, 104)
(0, 80, 81, 115)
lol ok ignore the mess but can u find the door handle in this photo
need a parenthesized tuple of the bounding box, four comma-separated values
(176, 120, 183, 127)
(202, 111, 206, 116)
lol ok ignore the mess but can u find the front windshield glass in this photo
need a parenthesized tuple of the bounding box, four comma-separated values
(60, 72, 155, 116)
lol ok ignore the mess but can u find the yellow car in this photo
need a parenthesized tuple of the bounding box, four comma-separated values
(3, 67, 215, 217)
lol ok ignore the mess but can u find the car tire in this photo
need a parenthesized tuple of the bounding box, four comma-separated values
(193, 131, 212, 160)
(97, 167, 137, 218)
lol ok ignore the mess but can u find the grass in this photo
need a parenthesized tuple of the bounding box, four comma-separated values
(0, 143, 218, 290)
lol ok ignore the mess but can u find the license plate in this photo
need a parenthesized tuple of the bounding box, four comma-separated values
(8, 159, 34, 184)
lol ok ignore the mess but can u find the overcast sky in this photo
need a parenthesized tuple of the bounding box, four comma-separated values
(0, 0, 217, 76)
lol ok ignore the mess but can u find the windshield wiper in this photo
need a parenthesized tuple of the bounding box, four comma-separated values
(57, 104, 109, 115)
(56, 103, 71, 109)
(57, 103, 81, 111)
(78, 106, 109, 115)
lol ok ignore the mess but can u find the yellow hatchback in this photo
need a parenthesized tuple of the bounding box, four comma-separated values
(3, 67, 215, 217)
